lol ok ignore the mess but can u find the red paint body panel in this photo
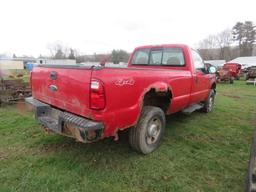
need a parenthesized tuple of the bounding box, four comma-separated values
(223, 63, 242, 78)
(32, 67, 93, 117)
(31, 44, 216, 138)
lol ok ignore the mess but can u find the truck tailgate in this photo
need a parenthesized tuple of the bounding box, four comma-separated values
(31, 66, 92, 117)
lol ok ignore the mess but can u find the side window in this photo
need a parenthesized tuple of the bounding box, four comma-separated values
(150, 50, 162, 65)
(192, 50, 204, 70)
(131, 49, 150, 64)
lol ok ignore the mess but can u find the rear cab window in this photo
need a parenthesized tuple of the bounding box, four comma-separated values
(131, 49, 150, 65)
(131, 47, 185, 66)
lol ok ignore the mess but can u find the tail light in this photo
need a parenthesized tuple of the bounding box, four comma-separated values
(90, 79, 106, 110)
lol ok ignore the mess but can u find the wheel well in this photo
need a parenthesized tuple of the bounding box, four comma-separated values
(211, 83, 216, 90)
(211, 83, 216, 94)
(143, 88, 172, 113)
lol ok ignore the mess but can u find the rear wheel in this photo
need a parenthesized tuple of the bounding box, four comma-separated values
(129, 106, 165, 154)
(245, 129, 256, 192)
(202, 90, 215, 113)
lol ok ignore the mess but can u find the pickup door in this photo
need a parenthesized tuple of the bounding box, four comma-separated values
(31, 66, 92, 117)
(190, 50, 211, 104)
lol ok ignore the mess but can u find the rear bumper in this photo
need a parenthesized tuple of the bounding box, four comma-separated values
(25, 97, 104, 142)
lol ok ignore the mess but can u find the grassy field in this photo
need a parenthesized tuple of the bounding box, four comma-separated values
(0, 81, 256, 192)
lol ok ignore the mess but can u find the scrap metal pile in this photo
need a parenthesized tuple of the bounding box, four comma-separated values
(0, 74, 31, 105)
(246, 66, 256, 85)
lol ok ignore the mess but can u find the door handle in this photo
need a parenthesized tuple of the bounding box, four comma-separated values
(50, 71, 58, 80)
(194, 76, 199, 84)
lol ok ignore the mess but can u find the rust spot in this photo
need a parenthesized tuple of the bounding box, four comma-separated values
(113, 132, 119, 141)
(87, 129, 97, 141)
(43, 126, 54, 134)
(56, 123, 102, 143)
(63, 123, 84, 142)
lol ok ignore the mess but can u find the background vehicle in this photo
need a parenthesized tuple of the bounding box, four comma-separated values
(246, 66, 256, 85)
(246, 66, 256, 80)
(26, 44, 216, 154)
(223, 63, 242, 80)
(216, 67, 234, 84)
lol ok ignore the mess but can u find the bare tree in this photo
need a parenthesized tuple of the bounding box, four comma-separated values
(216, 29, 232, 60)
(198, 28, 240, 61)
(198, 35, 219, 60)
(198, 35, 218, 49)
(47, 41, 69, 59)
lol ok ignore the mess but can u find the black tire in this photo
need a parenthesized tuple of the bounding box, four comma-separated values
(202, 89, 215, 113)
(129, 106, 165, 154)
(245, 129, 256, 192)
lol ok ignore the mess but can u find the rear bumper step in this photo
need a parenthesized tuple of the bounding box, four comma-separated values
(25, 97, 104, 142)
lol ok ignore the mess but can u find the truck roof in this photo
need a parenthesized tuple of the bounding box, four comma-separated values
(134, 44, 190, 50)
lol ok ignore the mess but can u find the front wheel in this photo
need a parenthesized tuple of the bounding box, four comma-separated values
(202, 90, 215, 113)
(129, 106, 165, 154)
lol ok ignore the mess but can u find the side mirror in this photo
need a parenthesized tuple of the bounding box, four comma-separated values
(208, 66, 217, 74)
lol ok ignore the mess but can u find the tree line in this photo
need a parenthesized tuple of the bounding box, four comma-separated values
(47, 42, 130, 64)
(198, 21, 256, 61)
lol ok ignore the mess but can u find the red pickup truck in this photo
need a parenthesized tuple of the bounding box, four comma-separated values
(26, 44, 217, 154)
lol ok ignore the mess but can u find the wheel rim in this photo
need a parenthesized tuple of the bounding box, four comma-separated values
(146, 117, 162, 145)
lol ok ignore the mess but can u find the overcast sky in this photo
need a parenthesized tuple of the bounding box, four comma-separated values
(0, 0, 255, 57)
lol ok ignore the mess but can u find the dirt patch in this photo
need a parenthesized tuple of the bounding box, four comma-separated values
(221, 94, 241, 99)
(38, 139, 81, 154)
(0, 151, 8, 161)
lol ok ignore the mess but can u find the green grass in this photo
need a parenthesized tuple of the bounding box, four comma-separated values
(22, 74, 29, 83)
(0, 81, 256, 192)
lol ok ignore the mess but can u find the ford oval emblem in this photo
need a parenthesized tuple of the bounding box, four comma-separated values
(49, 85, 58, 92)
